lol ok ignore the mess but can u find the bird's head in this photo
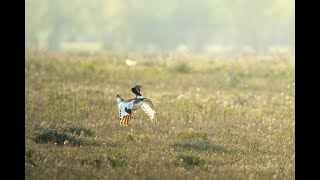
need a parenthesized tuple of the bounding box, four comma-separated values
(131, 85, 142, 96)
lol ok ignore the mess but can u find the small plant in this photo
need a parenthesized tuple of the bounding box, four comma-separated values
(82, 61, 95, 72)
(125, 134, 150, 143)
(80, 156, 103, 167)
(174, 153, 204, 167)
(126, 135, 135, 142)
(25, 147, 35, 158)
(25, 147, 36, 166)
(107, 154, 128, 168)
(232, 95, 248, 106)
(171, 62, 191, 73)
(228, 73, 242, 87)
(64, 127, 93, 136)
(178, 131, 208, 142)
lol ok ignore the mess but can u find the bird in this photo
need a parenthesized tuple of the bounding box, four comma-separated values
(115, 85, 157, 126)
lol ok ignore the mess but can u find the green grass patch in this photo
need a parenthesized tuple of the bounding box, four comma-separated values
(125, 134, 151, 143)
(25, 147, 36, 166)
(64, 127, 93, 136)
(80, 156, 103, 167)
(178, 131, 208, 142)
(174, 153, 204, 167)
(107, 154, 129, 168)
(170, 62, 192, 73)
(30, 125, 97, 146)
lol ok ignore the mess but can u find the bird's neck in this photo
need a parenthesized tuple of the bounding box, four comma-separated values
(136, 95, 143, 100)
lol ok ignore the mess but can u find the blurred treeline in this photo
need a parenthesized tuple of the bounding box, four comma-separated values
(25, 0, 294, 55)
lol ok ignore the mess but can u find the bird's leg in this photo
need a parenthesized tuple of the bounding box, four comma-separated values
(127, 115, 131, 126)
(125, 117, 128, 126)
(128, 115, 132, 126)
(124, 116, 128, 126)
(154, 117, 157, 124)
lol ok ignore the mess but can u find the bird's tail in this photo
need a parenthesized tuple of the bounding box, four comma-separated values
(120, 115, 132, 126)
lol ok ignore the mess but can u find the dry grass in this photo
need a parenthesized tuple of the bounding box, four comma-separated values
(25, 51, 294, 179)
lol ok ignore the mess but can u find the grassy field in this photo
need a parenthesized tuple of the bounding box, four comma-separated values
(25, 51, 295, 179)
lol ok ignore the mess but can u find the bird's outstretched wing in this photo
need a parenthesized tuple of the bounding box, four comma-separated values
(118, 101, 134, 121)
(141, 98, 157, 123)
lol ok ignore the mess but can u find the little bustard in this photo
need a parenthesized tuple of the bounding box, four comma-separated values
(116, 85, 157, 126)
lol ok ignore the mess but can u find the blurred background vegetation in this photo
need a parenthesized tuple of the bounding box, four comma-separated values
(25, 0, 294, 56)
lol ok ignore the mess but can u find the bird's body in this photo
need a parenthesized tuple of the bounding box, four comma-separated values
(116, 85, 157, 126)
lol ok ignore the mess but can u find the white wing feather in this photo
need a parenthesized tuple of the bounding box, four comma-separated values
(118, 101, 134, 120)
(141, 98, 157, 122)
